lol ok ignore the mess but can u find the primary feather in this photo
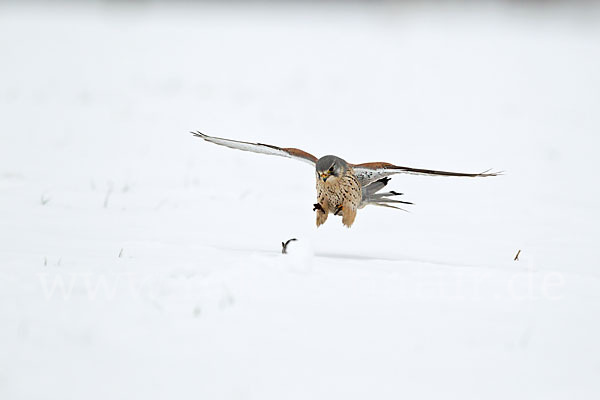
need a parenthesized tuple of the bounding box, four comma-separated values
(191, 131, 317, 166)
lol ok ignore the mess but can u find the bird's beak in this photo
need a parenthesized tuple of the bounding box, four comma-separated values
(320, 172, 329, 182)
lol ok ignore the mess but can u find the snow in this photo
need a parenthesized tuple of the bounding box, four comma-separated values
(1, 2, 600, 399)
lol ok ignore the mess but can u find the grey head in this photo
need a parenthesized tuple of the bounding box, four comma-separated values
(316, 155, 349, 182)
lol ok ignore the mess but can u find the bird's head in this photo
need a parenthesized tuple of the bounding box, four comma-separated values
(316, 155, 347, 182)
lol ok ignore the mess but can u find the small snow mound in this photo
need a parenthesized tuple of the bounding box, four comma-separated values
(281, 238, 314, 273)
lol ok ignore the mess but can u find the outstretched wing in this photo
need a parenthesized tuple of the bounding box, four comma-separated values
(191, 131, 318, 166)
(352, 162, 501, 187)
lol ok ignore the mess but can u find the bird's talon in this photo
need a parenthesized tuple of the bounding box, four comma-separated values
(313, 203, 324, 212)
(334, 205, 343, 215)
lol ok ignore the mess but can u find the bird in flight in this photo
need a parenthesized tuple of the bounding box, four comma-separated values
(192, 131, 499, 228)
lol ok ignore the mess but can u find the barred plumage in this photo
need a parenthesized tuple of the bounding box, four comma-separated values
(192, 131, 500, 228)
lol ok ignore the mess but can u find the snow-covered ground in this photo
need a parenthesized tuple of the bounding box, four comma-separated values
(1, 2, 600, 399)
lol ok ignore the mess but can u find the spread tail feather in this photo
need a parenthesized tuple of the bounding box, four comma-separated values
(372, 203, 410, 212)
(361, 191, 413, 211)
(362, 177, 391, 196)
(360, 177, 413, 211)
(368, 193, 413, 205)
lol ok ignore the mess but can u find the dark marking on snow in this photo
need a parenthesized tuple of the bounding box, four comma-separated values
(281, 238, 298, 254)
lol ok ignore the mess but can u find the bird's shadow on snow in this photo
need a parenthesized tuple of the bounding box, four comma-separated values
(212, 245, 505, 271)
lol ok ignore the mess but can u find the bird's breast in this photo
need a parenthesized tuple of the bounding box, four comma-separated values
(316, 172, 362, 211)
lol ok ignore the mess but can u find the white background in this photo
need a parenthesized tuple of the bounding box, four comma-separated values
(1, 2, 599, 399)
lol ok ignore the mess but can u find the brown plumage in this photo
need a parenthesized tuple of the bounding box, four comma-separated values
(191, 131, 501, 228)
(315, 167, 362, 227)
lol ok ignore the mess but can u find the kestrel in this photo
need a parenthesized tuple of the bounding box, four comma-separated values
(192, 132, 499, 228)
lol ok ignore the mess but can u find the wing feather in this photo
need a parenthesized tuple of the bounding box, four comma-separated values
(191, 131, 318, 166)
(352, 162, 501, 186)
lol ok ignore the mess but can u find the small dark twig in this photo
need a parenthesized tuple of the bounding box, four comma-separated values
(514, 250, 521, 261)
(118, 248, 123, 258)
(281, 238, 298, 254)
